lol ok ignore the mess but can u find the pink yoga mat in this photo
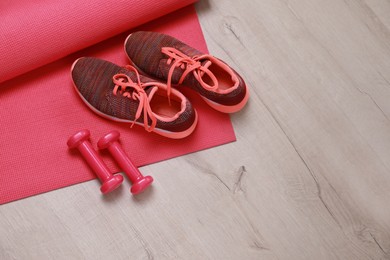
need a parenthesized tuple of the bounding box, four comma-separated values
(0, 0, 196, 83)
(0, 4, 236, 204)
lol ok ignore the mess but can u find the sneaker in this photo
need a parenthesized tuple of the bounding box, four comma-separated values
(124, 31, 249, 113)
(71, 57, 198, 139)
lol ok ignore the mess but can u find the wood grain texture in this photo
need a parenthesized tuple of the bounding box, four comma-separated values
(1, 0, 390, 259)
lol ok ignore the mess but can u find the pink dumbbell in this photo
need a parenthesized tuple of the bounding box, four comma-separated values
(98, 130, 153, 195)
(67, 129, 123, 194)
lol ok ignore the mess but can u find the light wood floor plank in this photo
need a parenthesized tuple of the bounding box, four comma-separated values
(1, 0, 389, 259)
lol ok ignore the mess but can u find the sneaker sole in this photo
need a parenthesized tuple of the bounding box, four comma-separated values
(201, 85, 250, 113)
(71, 58, 198, 139)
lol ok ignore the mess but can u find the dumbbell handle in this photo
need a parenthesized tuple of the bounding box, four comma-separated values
(78, 141, 112, 182)
(106, 143, 142, 182)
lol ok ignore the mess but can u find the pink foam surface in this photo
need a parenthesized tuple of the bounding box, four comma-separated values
(0, 0, 197, 83)
(0, 5, 236, 204)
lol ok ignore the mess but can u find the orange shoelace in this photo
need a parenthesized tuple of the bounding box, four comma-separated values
(161, 47, 219, 99)
(112, 66, 157, 132)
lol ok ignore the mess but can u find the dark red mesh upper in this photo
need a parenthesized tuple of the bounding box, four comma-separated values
(125, 31, 247, 106)
(71, 57, 196, 133)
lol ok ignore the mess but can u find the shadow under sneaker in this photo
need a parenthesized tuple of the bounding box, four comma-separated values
(124, 31, 249, 113)
(71, 57, 198, 139)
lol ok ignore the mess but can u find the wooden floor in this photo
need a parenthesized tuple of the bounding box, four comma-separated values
(1, 0, 390, 259)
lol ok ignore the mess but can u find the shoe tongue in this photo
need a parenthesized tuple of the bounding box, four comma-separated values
(199, 60, 213, 78)
(201, 60, 212, 70)
(144, 85, 159, 101)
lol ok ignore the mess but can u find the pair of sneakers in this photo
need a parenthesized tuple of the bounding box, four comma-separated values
(71, 31, 249, 139)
